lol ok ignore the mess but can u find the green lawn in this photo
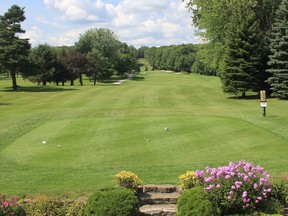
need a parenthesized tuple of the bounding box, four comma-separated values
(0, 72, 287, 196)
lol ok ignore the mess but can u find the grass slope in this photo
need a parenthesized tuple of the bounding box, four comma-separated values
(0, 72, 287, 196)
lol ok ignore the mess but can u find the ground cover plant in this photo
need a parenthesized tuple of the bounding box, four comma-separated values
(0, 71, 287, 196)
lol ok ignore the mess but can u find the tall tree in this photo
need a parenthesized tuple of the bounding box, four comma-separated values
(59, 51, 87, 85)
(266, 0, 288, 99)
(76, 28, 121, 84)
(0, 5, 31, 90)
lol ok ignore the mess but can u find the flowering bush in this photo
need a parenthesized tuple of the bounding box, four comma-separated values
(0, 194, 25, 216)
(178, 171, 199, 191)
(194, 161, 272, 215)
(114, 171, 142, 193)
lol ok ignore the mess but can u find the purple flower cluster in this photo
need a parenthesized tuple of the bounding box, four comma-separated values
(194, 161, 271, 211)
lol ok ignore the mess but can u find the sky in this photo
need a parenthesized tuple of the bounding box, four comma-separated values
(0, 0, 199, 48)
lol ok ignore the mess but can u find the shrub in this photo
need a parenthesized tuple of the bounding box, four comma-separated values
(177, 186, 220, 216)
(24, 195, 86, 216)
(114, 171, 142, 193)
(178, 171, 198, 191)
(0, 194, 26, 216)
(270, 178, 288, 206)
(194, 161, 272, 215)
(25, 195, 66, 216)
(85, 188, 140, 216)
(65, 201, 85, 216)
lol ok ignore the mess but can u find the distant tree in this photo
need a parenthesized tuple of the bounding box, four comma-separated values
(115, 43, 138, 76)
(76, 28, 121, 84)
(0, 5, 31, 90)
(266, 0, 288, 99)
(28, 44, 62, 85)
(59, 51, 87, 85)
(136, 46, 149, 59)
(143, 44, 197, 72)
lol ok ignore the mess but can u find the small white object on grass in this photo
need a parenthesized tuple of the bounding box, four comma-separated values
(42, 141, 46, 144)
(164, 127, 170, 131)
(57, 145, 61, 147)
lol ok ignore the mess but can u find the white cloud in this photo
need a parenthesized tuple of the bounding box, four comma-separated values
(37, 0, 199, 47)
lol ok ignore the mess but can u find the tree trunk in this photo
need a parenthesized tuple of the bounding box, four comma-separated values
(43, 81, 47, 86)
(62, 81, 65, 86)
(70, 79, 74, 86)
(79, 74, 83, 86)
(242, 91, 246, 98)
(11, 69, 17, 90)
(93, 73, 97, 85)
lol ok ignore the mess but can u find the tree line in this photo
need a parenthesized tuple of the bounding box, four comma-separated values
(184, 0, 288, 99)
(142, 0, 288, 99)
(0, 5, 139, 90)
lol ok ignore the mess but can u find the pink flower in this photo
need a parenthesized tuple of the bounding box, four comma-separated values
(246, 204, 250, 207)
(254, 183, 258, 189)
(225, 175, 231, 179)
(243, 176, 249, 181)
(255, 200, 259, 204)
(231, 185, 236, 190)
(257, 196, 262, 200)
(242, 191, 248, 198)
(3, 201, 9, 207)
(216, 184, 221, 189)
(229, 191, 234, 195)
(227, 196, 232, 200)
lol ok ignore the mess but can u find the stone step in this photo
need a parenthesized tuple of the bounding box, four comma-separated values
(140, 204, 177, 216)
(284, 207, 288, 216)
(139, 192, 180, 205)
(141, 184, 178, 193)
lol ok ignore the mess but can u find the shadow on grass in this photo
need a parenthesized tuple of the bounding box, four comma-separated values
(1, 86, 78, 92)
(132, 76, 145, 81)
(0, 102, 13, 106)
(228, 94, 278, 100)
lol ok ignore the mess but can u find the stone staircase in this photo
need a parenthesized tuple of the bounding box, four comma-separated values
(138, 184, 180, 216)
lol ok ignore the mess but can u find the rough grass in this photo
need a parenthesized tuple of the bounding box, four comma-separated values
(0, 72, 287, 196)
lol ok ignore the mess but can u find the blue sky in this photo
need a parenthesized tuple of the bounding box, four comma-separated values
(1, 0, 199, 47)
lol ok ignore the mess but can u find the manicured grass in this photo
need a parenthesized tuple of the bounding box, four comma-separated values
(0, 72, 287, 196)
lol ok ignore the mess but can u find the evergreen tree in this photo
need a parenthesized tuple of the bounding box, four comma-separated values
(0, 5, 30, 90)
(220, 3, 264, 97)
(266, 0, 288, 99)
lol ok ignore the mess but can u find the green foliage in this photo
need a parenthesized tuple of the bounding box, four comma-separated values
(76, 28, 137, 84)
(177, 186, 220, 216)
(85, 188, 139, 216)
(270, 178, 288, 206)
(144, 44, 197, 72)
(266, 0, 288, 99)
